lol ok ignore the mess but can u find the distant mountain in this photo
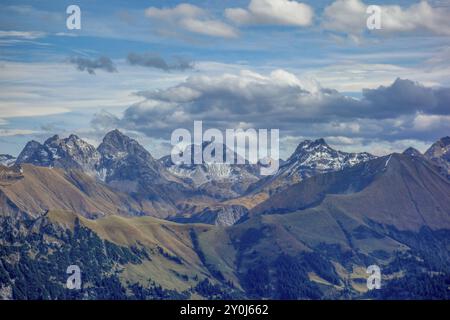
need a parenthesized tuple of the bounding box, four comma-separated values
(0, 164, 148, 219)
(160, 142, 261, 199)
(96, 129, 198, 218)
(424, 136, 450, 179)
(16, 134, 100, 175)
(0, 154, 16, 167)
(13, 130, 200, 218)
(402, 147, 423, 158)
(248, 138, 376, 195)
(193, 152, 450, 299)
(97, 129, 163, 183)
(251, 153, 450, 230)
(2, 133, 450, 300)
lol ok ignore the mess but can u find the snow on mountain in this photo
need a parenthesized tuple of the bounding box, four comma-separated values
(0, 154, 16, 167)
(283, 138, 375, 175)
(403, 147, 423, 158)
(16, 134, 100, 175)
(424, 136, 450, 179)
(159, 142, 261, 194)
(248, 138, 376, 194)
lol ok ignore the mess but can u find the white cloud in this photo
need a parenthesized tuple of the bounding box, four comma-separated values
(225, 0, 314, 26)
(413, 113, 450, 131)
(0, 59, 189, 119)
(145, 3, 238, 38)
(102, 69, 450, 153)
(0, 30, 46, 39)
(322, 0, 450, 36)
(0, 129, 40, 137)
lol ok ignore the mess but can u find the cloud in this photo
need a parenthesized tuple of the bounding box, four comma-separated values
(127, 53, 194, 71)
(322, 0, 450, 36)
(225, 0, 314, 26)
(0, 129, 40, 137)
(145, 3, 238, 38)
(362, 78, 450, 118)
(69, 56, 118, 75)
(98, 69, 450, 146)
(412, 113, 450, 132)
(90, 110, 120, 131)
(0, 30, 46, 39)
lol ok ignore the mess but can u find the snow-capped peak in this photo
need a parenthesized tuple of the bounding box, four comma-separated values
(0, 154, 16, 167)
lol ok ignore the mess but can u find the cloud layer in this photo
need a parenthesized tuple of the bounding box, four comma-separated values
(322, 0, 450, 36)
(145, 3, 238, 38)
(69, 56, 117, 75)
(92, 69, 450, 147)
(143, 1, 450, 39)
(225, 0, 314, 26)
(127, 53, 194, 71)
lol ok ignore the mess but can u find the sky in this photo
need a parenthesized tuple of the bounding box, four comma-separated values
(0, 0, 449, 159)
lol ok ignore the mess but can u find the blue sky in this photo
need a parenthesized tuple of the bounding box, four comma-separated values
(0, 0, 449, 158)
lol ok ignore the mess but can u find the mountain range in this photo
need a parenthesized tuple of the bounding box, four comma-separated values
(1, 131, 449, 300)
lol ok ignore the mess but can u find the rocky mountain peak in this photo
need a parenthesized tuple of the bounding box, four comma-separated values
(439, 136, 450, 146)
(44, 134, 60, 145)
(287, 138, 374, 170)
(0, 154, 17, 167)
(97, 129, 164, 185)
(424, 136, 450, 179)
(99, 129, 153, 161)
(425, 136, 450, 158)
(248, 138, 376, 195)
(311, 138, 327, 146)
(16, 140, 53, 166)
(289, 138, 332, 160)
(16, 134, 100, 174)
(403, 147, 423, 157)
(68, 134, 80, 140)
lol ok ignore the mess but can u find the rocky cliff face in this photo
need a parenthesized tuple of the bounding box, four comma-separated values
(160, 142, 261, 199)
(425, 136, 450, 179)
(0, 154, 16, 167)
(248, 138, 376, 195)
(16, 134, 100, 175)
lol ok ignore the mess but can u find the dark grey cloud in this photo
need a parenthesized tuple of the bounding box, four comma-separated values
(90, 70, 450, 144)
(69, 56, 117, 75)
(363, 78, 450, 118)
(127, 52, 194, 71)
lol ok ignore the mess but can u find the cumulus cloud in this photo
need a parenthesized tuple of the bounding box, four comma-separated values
(69, 56, 118, 75)
(362, 78, 450, 118)
(145, 3, 238, 38)
(127, 53, 194, 71)
(94, 69, 450, 145)
(225, 0, 314, 26)
(322, 0, 450, 36)
(90, 110, 120, 132)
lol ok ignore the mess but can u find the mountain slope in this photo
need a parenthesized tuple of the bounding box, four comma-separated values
(251, 153, 450, 231)
(13, 130, 209, 218)
(0, 209, 242, 299)
(193, 153, 450, 299)
(0, 164, 147, 219)
(160, 142, 261, 199)
(2, 134, 450, 299)
(97, 130, 200, 218)
(16, 135, 100, 175)
(248, 138, 375, 195)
